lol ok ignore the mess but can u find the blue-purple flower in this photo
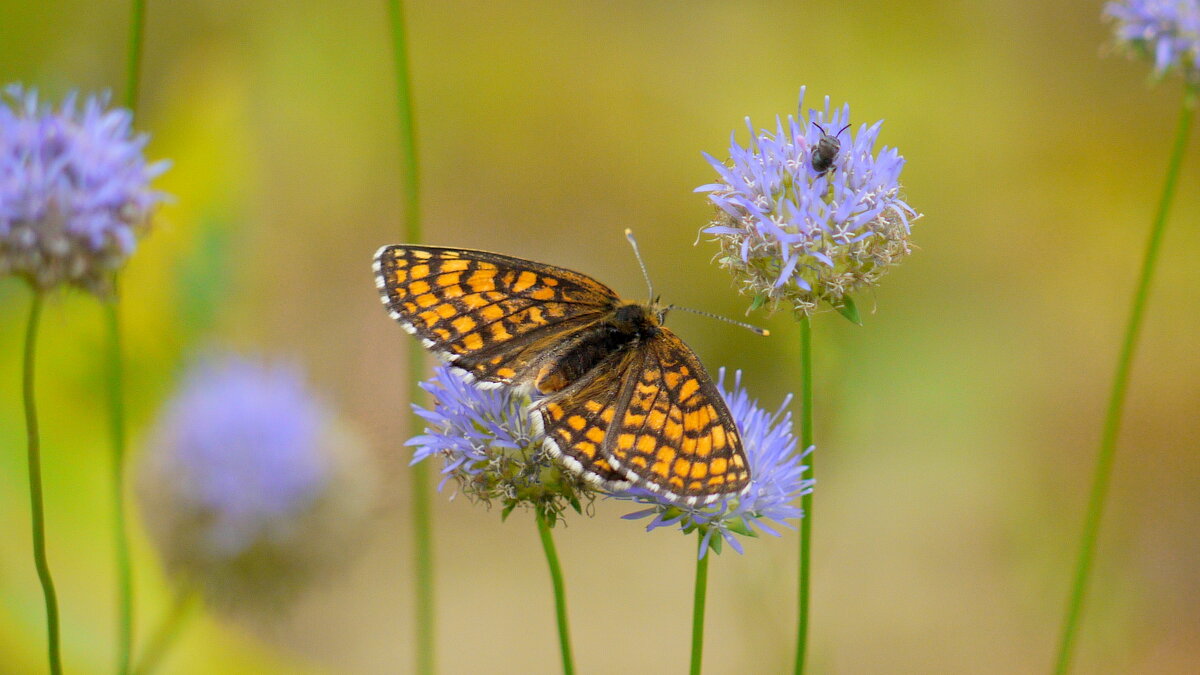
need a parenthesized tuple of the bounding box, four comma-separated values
(138, 353, 371, 608)
(409, 365, 597, 524)
(0, 85, 169, 295)
(698, 88, 918, 317)
(1106, 0, 1200, 80)
(613, 369, 812, 559)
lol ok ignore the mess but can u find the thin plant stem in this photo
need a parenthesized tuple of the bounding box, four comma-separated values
(106, 297, 134, 675)
(386, 2, 433, 672)
(123, 0, 146, 110)
(1053, 88, 1196, 674)
(387, 0, 420, 226)
(535, 511, 575, 675)
(133, 591, 197, 675)
(23, 290, 61, 674)
(793, 314, 814, 674)
(409, 440, 434, 675)
(689, 536, 710, 675)
(113, 2, 148, 669)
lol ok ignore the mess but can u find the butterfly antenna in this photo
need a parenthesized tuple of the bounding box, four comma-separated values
(624, 228, 655, 301)
(668, 305, 770, 336)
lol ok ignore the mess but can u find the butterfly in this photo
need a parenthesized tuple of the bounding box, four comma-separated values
(373, 241, 752, 505)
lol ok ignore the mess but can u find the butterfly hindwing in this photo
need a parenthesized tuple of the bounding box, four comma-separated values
(606, 328, 749, 502)
(533, 327, 749, 504)
(531, 348, 642, 490)
(374, 245, 619, 385)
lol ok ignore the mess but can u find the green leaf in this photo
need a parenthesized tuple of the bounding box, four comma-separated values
(747, 293, 768, 313)
(835, 295, 863, 325)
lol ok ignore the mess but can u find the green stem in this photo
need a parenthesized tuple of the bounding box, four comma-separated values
(106, 298, 134, 675)
(114, 1, 147, 669)
(132, 591, 197, 675)
(23, 291, 61, 674)
(689, 536, 710, 675)
(535, 510, 575, 675)
(1053, 89, 1196, 674)
(410, 457, 434, 674)
(387, 0, 420, 236)
(386, 2, 432, 672)
(123, 0, 146, 110)
(793, 314, 814, 674)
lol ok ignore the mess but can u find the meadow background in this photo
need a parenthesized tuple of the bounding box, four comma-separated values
(1, 0, 1198, 672)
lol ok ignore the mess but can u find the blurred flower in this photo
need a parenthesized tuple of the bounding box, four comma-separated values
(138, 353, 371, 610)
(0, 84, 169, 295)
(697, 88, 918, 317)
(408, 365, 597, 524)
(614, 369, 813, 559)
(1106, 0, 1200, 80)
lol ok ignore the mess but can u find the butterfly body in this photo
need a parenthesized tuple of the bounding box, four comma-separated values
(533, 302, 661, 393)
(374, 244, 750, 505)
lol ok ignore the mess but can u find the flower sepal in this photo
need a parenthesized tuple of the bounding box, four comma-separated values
(833, 294, 863, 325)
(723, 516, 758, 538)
(747, 292, 769, 314)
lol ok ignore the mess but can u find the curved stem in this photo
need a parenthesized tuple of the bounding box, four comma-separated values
(386, 2, 433, 672)
(689, 536, 710, 675)
(106, 297, 134, 675)
(535, 510, 575, 675)
(133, 591, 197, 675)
(24, 291, 61, 674)
(1053, 90, 1196, 673)
(793, 315, 815, 674)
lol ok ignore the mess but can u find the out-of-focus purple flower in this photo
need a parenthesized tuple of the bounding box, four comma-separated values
(0, 85, 169, 295)
(613, 369, 813, 559)
(1106, 0, 1200, 80)
(697, 88, 918, 317)
(138, 353, 371, 609)
(408, 365, 597, 524)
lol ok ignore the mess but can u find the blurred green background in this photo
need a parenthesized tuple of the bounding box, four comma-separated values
(2, 0, 1198, 672)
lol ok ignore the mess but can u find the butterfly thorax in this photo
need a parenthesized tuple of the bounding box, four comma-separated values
(534, 302, 662, 395)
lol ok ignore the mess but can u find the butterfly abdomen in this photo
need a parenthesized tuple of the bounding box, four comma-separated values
(533, 303, 659, 394)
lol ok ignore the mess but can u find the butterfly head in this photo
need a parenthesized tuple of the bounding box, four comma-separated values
(613, 301, 666, 335)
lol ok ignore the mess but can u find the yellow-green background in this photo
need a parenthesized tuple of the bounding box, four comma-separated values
(2, 1, 1198, 672)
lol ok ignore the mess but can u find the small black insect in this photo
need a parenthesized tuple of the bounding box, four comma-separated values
(811, 123, 850, 176)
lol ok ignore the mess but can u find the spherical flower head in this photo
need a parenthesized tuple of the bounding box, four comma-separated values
(697, 88, 919, 317)
(408, 365, 598, 524)
(1105, 0, 1200, 81)
(614, 369, 813, 559)
(0, 84, 169, 295)
(138, 353, 372, 611)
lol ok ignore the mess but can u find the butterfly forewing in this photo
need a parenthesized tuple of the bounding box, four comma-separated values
(374, 245, 619, 384)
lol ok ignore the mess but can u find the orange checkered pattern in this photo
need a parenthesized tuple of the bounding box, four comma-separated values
(374, 244, 751, 505)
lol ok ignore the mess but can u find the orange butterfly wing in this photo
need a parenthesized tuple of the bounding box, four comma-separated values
(374, 245, 618, 386)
